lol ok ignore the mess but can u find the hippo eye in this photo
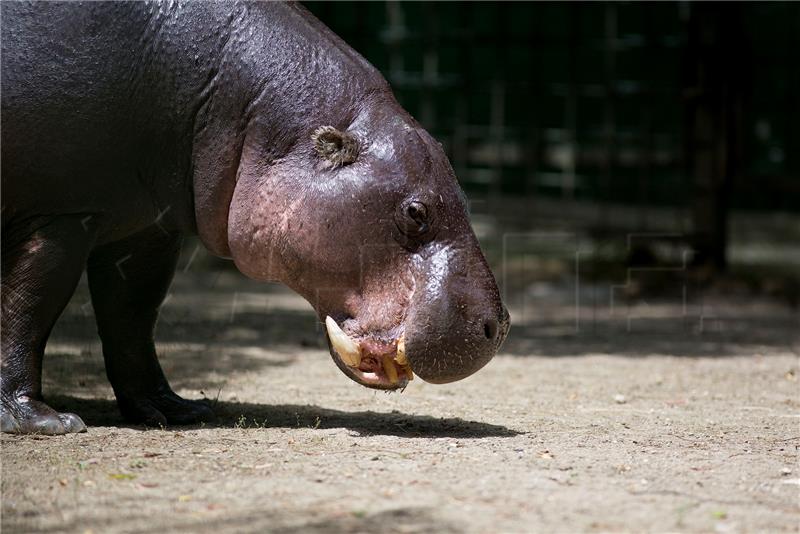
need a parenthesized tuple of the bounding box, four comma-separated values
(397, 199, 430, 238)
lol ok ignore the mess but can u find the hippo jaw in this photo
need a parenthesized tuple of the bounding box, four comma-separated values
(321, 240, 510, 391)
(323, 293, 510, 392)
(325, 317, 413, 390)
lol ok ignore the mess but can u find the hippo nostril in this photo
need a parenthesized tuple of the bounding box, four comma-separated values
(483, 318, 499, 340)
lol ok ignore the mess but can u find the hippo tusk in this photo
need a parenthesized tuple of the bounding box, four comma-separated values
(395, 334, 407, 366)
(325, 316, 361, 367)
(382, 356, 399, 384)
(395, 335, 413, 380)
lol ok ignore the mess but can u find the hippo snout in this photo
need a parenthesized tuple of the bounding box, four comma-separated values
(322, 240, 509, 390)
(402, 243, 510, 384)
(404, 301, 509, 384)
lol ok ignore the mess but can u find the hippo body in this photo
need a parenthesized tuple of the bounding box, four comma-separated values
(1, 1, 508, 434)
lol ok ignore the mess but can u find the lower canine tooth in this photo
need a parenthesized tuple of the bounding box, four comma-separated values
(395, 335, 408, 365)
(382, 356, 399, 384)
(325, 316, 361, 367)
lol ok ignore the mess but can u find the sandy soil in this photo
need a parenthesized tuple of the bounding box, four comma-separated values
(2, 270, 798, 533)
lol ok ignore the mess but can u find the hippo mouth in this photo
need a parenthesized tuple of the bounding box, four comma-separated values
(324, 317, 413, 390)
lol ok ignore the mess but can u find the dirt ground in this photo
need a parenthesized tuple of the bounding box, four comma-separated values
(2, 267, 798, 533)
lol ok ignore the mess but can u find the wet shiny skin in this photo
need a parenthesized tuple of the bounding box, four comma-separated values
(1, 1, 507, 435)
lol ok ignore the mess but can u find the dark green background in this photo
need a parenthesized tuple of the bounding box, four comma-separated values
(305, 2, 798, 212)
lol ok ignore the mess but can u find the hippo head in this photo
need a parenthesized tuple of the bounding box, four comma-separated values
(226, 98, 509, 390)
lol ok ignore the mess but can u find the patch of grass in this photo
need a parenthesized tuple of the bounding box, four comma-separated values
(233, 414, 269, 429)
(294, 413, 322, 429)
(234, 414, 247, 429)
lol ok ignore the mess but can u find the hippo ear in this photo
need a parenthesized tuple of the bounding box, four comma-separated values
(311, 125, 360, 168)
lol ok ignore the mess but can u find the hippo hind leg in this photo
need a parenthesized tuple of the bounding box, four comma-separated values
(1, 215, 97, 434)
(87, 229, 215, 427)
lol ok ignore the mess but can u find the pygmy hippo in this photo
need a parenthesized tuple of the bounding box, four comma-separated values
(1, 1, 509, 434)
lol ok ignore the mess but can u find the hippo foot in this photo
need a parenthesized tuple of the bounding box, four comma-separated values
(1, 397, 87, 434)
(116, 388, 216, 428)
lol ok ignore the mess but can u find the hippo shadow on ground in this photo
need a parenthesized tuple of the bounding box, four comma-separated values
(226, 507, 460, 534)
(21, 502, 458, 534)
(47, 395, 521, 439)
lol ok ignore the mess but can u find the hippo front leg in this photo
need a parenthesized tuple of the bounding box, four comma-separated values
(1, 215, 97, 434)
(86, 229, 215, 427)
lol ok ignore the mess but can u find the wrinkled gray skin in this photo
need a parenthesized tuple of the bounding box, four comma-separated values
(1, 1, 509, 434)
